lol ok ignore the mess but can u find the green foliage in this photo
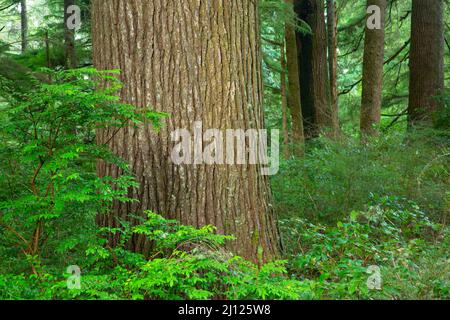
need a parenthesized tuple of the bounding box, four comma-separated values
(433, 92, 450, 133)
(260, 0, 311, 37)
(280, 197, 449, 300)
(260, 0, 311, 132)
(0, 68, 164, 274)
(0, 0, 448, 302)
(2, 201, 447, 300)
(1, 213, 309, 300)
(272, 132, 449, 223)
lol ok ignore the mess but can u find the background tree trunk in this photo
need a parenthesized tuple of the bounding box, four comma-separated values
(295, 0, 336, 138)
(92, 0, 280, 262)
(20, 0, 27, 53)
(280, 41, 290, 160)
(285, 0, 305, 154)
(408, 0, 445, 127)
(360, 0, 386, 136)
(327, 0, 339, 134)
(64, 0, 77, 69)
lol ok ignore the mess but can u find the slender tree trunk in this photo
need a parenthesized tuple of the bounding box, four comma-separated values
(20, 0, 28, 53)
(360, 0, 386, 136)
(44, 30, 51, 81)
(285, 0, 304, 155)
(64, 0, 77, 69)
(295, 0, 336, 138)
(408, 0, 445, 127)
(92, 0, 280, 262)
(327, 0, 339, 133)
(280, 41, 290, 160)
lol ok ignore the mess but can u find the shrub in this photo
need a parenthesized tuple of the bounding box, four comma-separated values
(1, 213, 311, 300)
(0, 68, 164, 274)
(280, 197, 449, 300)
(272, 133, 449, 224)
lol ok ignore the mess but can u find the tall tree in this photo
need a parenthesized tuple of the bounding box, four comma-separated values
(285, 0, 304, 154)
(280, 41, 290, 159)
(64, 0, 77, 68)
(408, 0, 445, 127)
(326, 0, 339, 133)
(360, 0, 386, 136)
(92, 0, 280, 262)
(295, 0, 337, 138)
(20, 0, 27, 53)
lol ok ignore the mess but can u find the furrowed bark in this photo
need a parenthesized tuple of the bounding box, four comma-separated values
(360, 0, 386, 136)
(92, 0, 280, 262)
(64, 0, 78, 69)
(295, 0, 336, 138)
(285, 0, 305, 154)
(408, 0, 445, 127)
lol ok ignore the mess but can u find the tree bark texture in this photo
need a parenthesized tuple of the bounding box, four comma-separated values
(327, 0, 339, 133)
(20, 0, 28, 53)
(92, 0, 280, 262)
(285, 0, 305, 154)
(408, 0, 445, 127)
(64, 0, 78, 69)
(360, 0, 386, 136)
(295, 0, 336, 138)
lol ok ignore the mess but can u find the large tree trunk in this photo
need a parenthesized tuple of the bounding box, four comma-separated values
(326, 0, 339, 133)
(20, 0, 28, 53)
(91, 0, 280, 262)
(295, 0, 336, 139)
(64, 0, 77, 69)
(408, 0, 445, 127)
(360, 0, 386, 136)
(285, 0, 305, 155)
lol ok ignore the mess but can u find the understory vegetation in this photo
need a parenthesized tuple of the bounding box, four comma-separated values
(0, 71, 448, 299)
(0, 0, 449, 301)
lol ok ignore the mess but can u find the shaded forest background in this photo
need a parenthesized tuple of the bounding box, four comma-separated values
(0, 0, 449, 300)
